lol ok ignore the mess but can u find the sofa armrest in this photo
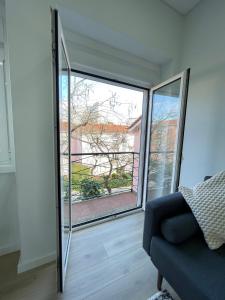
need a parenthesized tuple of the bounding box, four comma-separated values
(143, 192, 190, 256)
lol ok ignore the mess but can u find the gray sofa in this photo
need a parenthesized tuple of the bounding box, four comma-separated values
(143, 191, 225, 300)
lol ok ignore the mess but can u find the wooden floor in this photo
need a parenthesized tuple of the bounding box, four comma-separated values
(0, 254, 57, 300)
(1, 212, 179, 300)
(59, 212, 179, 300)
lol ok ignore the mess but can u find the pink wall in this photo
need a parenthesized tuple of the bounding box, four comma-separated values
(132, 124, 141, 193)
(71, 136, 82, 163)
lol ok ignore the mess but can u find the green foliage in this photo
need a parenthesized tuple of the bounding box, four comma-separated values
(100, 172, 132, 192)
(111, 172, 119, 179)
(109, 173, 132, 189)
(72, 162, 133, 199)
(121, 172, 132, 180)
(79, 178, 103, 199)
(71, 162, 91, 191)
(63, 176, 69, 199)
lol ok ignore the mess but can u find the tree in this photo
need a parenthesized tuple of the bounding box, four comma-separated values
(69, 76, 135, 195)
(148, 96, 178, 199)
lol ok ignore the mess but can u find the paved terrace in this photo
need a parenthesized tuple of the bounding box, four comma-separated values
(72, 191, 137, 225)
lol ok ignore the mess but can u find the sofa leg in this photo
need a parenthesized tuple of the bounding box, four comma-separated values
(157, 272, 163, 291)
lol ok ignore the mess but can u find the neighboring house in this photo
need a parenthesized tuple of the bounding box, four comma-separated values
(71, 123, 131, 153)
(71, 122, 134, 176)
(60, 116, 177, 191)
(128, 117, 177, 193)
(128, 117, 142, 192)
(65, 117, 177, 192)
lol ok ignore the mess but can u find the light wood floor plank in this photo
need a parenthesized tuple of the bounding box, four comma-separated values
(1, 212, 180, 300)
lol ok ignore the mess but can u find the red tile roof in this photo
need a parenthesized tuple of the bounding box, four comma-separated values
(61, 121, 129, 134)
(80, 123, 128, 134)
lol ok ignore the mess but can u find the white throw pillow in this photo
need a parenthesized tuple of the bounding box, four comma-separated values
(179, 171, 225, 250)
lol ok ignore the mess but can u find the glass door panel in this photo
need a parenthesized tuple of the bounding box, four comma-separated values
(52, 9, 71, 292)
(59, 44, 71, 273)
(145, 70, 190, 202)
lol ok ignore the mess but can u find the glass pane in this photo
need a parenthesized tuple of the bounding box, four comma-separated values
(59, 44, 70, 266)
(147, 79, 181, 200)
(0, 60, 9, 163)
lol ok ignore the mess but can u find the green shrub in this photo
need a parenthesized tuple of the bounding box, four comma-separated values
(71, 162, 91, 191)
(109, 177, 132, 189)
(63, 176, 69, 199)
(111, 172, 119, 179)
(121, 172, 132, 180)
(79, 178, 103, 199)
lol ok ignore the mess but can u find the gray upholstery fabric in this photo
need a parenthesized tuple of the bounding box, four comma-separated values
(161, 213, 201, 244)
(143, 183, 225, 300)
(150, 236, 225, 300)
(143, 192, 190, 256)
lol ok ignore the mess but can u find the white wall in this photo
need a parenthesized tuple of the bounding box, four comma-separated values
(0, 0, 20, 256)
(6, 0, 56, 272)
(179, 0, 225, 186)
(58, 0, 184, 85)
(0, 173, 20, 255)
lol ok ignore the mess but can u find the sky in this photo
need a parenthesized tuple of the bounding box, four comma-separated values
(61, 74, 181, 124)
(71, 76, 144, 125)
(153, 94, 180, 121)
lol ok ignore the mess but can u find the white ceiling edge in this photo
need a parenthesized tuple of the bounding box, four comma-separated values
(64, 29, 161, 87)
(162, 0, 201, 15)
(65, 29, 161, 74)
(58, 6, 171, 66)
(71, 62, 153, 89)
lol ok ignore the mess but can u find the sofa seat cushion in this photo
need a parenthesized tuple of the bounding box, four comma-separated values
(161, 213, 201, 244)
(150, 236, 225, 300)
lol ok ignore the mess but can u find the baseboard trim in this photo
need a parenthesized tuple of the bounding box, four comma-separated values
(18, 251, 56, 273)
(0, 243, 20, 256)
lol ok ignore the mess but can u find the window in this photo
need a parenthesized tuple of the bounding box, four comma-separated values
(0, 0, 15, 172)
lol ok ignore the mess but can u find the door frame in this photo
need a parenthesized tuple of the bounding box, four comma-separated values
(52, 8, 72, 292)
(142, 69, 190, 209)
(70, 69, 150, 228)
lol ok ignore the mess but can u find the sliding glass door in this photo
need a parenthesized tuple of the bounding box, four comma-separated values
(144, 70, 190, 204)
(52, 9, 72, 292)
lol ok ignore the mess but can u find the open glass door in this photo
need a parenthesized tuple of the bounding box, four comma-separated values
(143, 69, 190, 206)
(52, 9, 71, 292)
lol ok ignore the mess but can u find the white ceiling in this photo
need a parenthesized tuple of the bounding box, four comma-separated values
(59, 0, 201, 69)
(162, 0, 201, 15)
(59, 7, 170, 65)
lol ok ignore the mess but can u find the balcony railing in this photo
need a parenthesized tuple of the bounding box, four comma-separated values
(71, 152, 139, 202)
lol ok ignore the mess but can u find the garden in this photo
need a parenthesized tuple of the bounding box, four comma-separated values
(71, 162, 133, 201)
